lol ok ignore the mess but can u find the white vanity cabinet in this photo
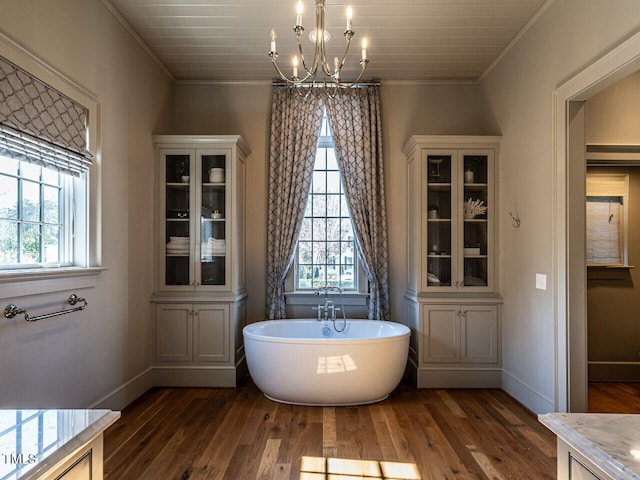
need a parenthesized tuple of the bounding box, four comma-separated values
(539, 413, 640, 480)
(151, 136, 249, 387)
(403, 136, 502, 388)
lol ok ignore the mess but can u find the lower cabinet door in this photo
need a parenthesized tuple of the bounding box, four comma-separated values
(421, 305, 460, 363)
(460, 305, 498, 363)
(156, 304, 193, 362)
(193, 304, 230, 363)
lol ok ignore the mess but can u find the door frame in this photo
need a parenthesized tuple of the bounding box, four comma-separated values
(553, 30, 640, 412)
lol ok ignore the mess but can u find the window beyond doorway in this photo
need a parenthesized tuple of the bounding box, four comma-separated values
(585, 173, 629, 266)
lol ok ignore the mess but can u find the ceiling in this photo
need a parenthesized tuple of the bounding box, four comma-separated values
(107, 0, 548, 83)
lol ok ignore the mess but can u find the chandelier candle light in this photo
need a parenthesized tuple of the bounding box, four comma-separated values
(268, 0, 369, 88)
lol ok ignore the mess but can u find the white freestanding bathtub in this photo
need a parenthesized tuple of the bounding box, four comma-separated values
(243, 319, 410, 406)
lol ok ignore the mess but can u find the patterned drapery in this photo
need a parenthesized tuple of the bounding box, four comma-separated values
(266, 87, 324, 319)
(0, 55, 92, 176)
(325, 87, 390, 320)
(266, 85, 390, 321)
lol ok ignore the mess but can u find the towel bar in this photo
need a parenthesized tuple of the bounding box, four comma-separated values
(4, 294, 87, 322)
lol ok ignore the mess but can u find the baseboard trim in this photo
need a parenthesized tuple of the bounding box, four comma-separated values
(501, 369, 554, 414)
(417, 367, 502, 388)
(152, 366, 238, 387)
(90, 367, 154, 410)
(588, 361, 640, 382)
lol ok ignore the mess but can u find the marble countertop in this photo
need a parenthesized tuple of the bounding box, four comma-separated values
(539, 413, 640, 480)
(0, 409, 120, 480)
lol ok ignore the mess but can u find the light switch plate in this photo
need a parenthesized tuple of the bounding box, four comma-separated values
(536, 273, 547, 290)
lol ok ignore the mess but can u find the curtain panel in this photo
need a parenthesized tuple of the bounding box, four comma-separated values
(325, 87, 390, 320)
(0, 55, 92, 176)
(266, 85, 391, 321)
(266, 87, 324, 319)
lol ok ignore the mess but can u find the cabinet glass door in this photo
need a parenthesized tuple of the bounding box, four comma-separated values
(461, 154, 489, 287)
(164, 153, 192, 287)
(426, 154, 453, 287)
(199, 152, 227, 287)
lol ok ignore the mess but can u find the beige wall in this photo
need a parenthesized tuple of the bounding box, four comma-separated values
(0, 0, 173, 407)
(481, 0, 640, 412)
(174, 82, 496, 325)
(585, 71, 640, 381)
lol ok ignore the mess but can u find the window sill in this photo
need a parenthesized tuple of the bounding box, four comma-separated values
(0, 267, 106, 299)
(586, 264, 634, 281)
(285, 291, 369, 306)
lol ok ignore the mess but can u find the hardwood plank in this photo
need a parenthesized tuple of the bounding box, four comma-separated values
(589, 382, 640, 413)
(103, 378, 557, 480)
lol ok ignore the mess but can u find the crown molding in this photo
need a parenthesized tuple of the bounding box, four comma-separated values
(478, 0, 555, 84)
(99, 0, 175, 82)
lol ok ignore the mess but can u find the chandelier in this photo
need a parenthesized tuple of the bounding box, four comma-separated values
(268, 0, 369, 88)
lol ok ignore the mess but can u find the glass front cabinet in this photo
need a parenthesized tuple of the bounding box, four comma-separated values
(160, 146, 242, 292)
(404, 136, 502, 388)
(152, 135, 249, 387)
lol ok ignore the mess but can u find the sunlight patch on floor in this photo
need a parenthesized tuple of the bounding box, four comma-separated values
(300, 456, 421, 479)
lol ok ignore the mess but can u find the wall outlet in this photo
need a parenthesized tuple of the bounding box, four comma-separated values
(536, 273, 547, 290)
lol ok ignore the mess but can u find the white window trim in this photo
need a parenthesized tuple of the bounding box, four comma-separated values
(585, 173, 629, 267)
(0, 31, 103, 295)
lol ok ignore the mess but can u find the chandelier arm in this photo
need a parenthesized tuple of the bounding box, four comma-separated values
(334, 31, 354, 75)
(296, 30, 319, 77)
(270, 54, 313, 84)
(332, 59, 370, 88)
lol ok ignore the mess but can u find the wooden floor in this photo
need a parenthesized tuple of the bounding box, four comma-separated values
(103, 378, 556, 480)
(588, 382, 640, 413)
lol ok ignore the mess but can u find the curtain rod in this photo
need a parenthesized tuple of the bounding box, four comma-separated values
(272, 80, 380, 88)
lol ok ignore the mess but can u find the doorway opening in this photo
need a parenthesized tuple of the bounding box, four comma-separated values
(554, 30, 640, 412)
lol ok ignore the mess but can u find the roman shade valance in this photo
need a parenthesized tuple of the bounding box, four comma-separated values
(0, 55, 92, 176)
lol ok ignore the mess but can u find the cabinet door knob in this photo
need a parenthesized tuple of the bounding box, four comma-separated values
(462, 310, 468, 317)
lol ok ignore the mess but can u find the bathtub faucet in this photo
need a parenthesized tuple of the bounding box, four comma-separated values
(313, 286, 341, 321)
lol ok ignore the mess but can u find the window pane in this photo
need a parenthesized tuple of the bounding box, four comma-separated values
(44, 225, 60, 263)
(22, 181, 41, 222)
(313, 241, 326, 264)
(315, 149, 327, 170)
(0, 157, 18, 175)
(312, 171, 326, 193)
(21, 223, 41, 263)
(0, 220, 18, 263)
(298, 241, 312, 264)
(326, 149, 338, 170)
(327, 218, 340, 238)
(312, 265, 325, 287)
(327, 241, 340, 265)
(21, 162, 41, 181)
(341, 218, 354, 241)
(312, 194, 326, 217)
(0, 175, 18, 219)
(42, 167, 60, 186)
(298, 265, 312, 289)
(327, 171, 341, 193)
(341, 196, 350, 215)
(326, 194, 340, 217)
(326, 264, 339, 286)
(312, 218, 326, 241)
(44, 186, 60, 224)
(299, 219, 312, 241)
